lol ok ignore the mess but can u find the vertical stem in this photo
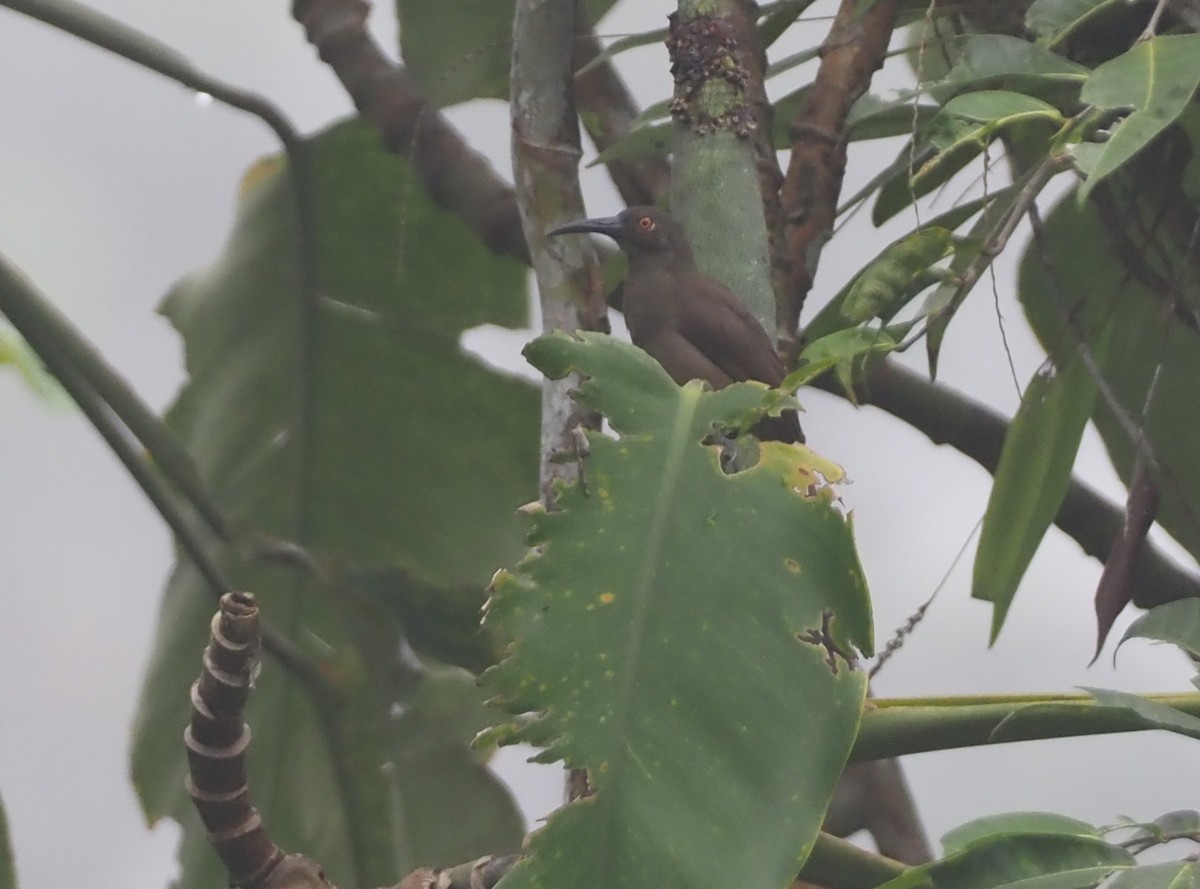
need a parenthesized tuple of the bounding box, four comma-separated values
(510, 0, 608, 503)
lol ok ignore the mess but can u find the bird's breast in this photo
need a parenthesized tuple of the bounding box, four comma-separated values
(621, 264, 682, 347)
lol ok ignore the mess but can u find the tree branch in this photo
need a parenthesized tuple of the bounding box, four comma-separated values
(291, 0, 528, 263)
(511, 0, 609, 502)
(852, 692, 1200, 761)
(780, 0, 899, 331)
(0, 254, 319, 683)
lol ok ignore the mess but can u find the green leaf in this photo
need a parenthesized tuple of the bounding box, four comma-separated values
(0, 791, 14, 889)
(786, 327, 899, 389)
(871, 92, 1060, 232)
(759, 0, 818, 48)
(131, 119, 533, 889)
(1019, 196, 1200, 566)
(1107, 861, 1200, 889)
(486, 332, 872, 889)
(879, 833, 1133, 889)
(846, 93, 939, 142)
(1082, 687, 1200, 741)
(575, 26, 669, 77)
(927, 35, 1088, 101)
(397, 0, 619, 106)
(841, 227, 956, 324)
(807, 210, 991, 345)
(920, 91, 1062, 187)
(1119, 600, 1200, 660)
(1078, 35, 1200, 201)
(1026, 0, 1127, 47)
(973, 349, 1102, 643)
(589, 122, 672, 168)
(943, 813, 1100, 856)
(1123, 811, 1200, 848)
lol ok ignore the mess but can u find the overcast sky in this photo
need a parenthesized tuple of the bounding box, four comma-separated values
(0, 2, 1195, 887)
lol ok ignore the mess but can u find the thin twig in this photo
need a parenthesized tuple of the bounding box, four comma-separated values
(1139, 0, 1172, 41)
(780, 0, 899, 330)
(2, 0, 302, 150)
(0, 249, 230, 538)
(900, 151, 1069, 351)
(0, 255, 319, 683)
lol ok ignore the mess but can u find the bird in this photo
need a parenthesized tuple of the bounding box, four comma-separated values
(548, 205, 803, 443)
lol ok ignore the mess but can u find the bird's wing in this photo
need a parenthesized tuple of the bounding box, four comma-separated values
(678, 276, 787, 385)
(639, 329, 734, 389)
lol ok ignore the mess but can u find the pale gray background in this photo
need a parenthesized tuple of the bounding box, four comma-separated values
(0, 2, 1193, 887)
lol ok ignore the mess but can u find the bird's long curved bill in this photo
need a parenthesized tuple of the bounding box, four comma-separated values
(547, 215, 624, 238)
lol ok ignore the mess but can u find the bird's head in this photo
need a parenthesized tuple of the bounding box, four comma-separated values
(548, 206, 691, 262)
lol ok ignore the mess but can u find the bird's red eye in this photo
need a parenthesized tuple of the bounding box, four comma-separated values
(637, 215, 655, 231)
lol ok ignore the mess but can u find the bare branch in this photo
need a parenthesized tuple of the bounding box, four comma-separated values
(781, 0, 899, 331)
(292, 0, 528, 262)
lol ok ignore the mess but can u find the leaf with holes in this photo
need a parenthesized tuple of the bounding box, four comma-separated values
(485, 332, 872, 889)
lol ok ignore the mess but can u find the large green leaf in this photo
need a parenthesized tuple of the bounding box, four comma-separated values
(1078, 35, 1200, 201)
(397, 0, 618, 106)
(131, 119, 533, 889)
(485, 332, 872, 889)
(1019, 195, 1200, 566)
(972, 349, 1102, 643)
(941, 813, 1101, 856)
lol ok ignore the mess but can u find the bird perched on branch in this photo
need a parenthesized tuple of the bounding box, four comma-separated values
(549, 206, 803, 443)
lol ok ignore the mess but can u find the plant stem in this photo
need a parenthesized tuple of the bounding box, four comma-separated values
(852, 692, 1200, 761)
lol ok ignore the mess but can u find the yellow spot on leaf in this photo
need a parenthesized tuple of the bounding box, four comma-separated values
(599, 592, 616, 605)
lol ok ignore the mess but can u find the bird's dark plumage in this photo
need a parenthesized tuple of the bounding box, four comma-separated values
(549, 206, 803, 443)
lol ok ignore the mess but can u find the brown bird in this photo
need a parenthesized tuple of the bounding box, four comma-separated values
(549, 206, 803, 443)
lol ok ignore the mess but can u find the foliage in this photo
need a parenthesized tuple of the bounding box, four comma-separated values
(131, 120, 533, 889)
(485, 333, 870, 889)
(4, 0, 1200, 888)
